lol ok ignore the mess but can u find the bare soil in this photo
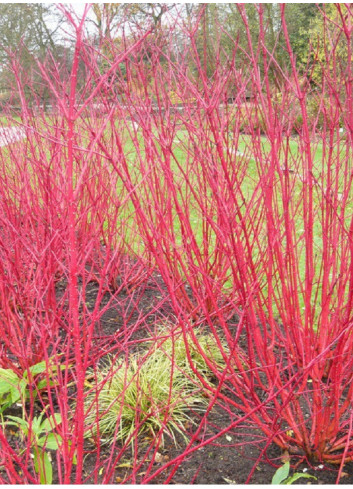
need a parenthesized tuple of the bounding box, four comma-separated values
(4, 266, 353, 484)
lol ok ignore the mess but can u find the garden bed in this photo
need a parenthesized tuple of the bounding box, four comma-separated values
(3, 265, 353, 484)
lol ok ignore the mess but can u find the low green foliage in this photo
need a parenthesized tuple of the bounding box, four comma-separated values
(0, 356, 66, 413)
(0, 368, 26, 412)
(83, 327, 227, 446)
(84, 350, 207, 446)
(5, 408, 62, 484)
(271, 462, 317, 485)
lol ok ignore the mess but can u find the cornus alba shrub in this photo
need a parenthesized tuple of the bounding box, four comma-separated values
(0, 3, 353, 484)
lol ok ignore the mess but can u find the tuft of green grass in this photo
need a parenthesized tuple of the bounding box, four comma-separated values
(83, 349, 207, 446)
(83, 326, 229, 447)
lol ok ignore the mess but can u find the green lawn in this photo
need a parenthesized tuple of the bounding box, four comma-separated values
(114, 126, 353, 320)
(2, 116, 352, 323)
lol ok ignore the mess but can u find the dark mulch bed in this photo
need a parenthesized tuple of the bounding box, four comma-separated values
(3, 264, 353, 484)
(77, 406, 353, 484)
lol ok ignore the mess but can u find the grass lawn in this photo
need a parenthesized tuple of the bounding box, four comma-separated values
(114, 126, 353, 318)
(2, 116, 352, 321)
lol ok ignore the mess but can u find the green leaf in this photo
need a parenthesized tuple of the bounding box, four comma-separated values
(41, 413, 62, 433)
(28, 361, 49, 377)
(42, 451, 53, 485)
(3, 421, 24, 428)
(36, 379, 56, 390)
(6, 415, 29, 433)
(0, 369, 21, 397)
(32, 415, 43, 436)
(0, 368, 19, 380)
(0, 368, 19, 383)
(285, 473, 317, 485)
(66, 440, 77, 465)
(38, 433, 62, 450)
(19, 378, 28, 391)
(33, 450, 40, 473)
(9, 386, 21, 404)
(34, 450, 53, 484)
(0, 371, 28, 408)
(0, 400, 13, 414)
(27, 355, 69, 378)
(272, 462, 290, 485)
(55, 362, 72, 372)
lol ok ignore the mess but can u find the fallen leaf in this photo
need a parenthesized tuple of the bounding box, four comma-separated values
(340, 472, 349, 478)
(222, 477, 237, 484)
(117, 462, 133, 468)
(154, 452, 164, 463)
(281, 450, 291, 463)
(116, 477, 122, 483)
(225, 435, 232, 442)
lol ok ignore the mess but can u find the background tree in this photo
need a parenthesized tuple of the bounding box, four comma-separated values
(90, 4, 122, 42)
(296, 4, 349, 85)
(0, 3, 66, 108)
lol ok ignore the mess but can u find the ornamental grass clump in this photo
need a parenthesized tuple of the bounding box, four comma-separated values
(83, 348, 207, 447)
(83, 327, 229, 447)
